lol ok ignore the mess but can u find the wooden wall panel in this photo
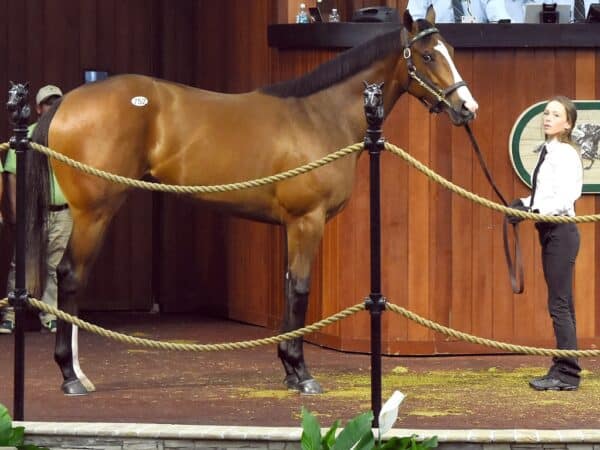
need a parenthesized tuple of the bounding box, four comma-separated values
(269, 42, 600, 354)
(575, 49, 596, 339)
(1, 0, 279, 314)
(74, 0, 155, 310)
(489, 50, 517, 342)
(0, 0, 10, 293)
(470, 50, 494, 341)
(1, 0, 158, 311)
(381, 97, 410, 350)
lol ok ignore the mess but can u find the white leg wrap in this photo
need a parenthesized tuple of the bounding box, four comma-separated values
(71, 325, 95, 392)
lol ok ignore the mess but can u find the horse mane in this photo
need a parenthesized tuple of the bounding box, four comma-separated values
(260, 20, 434, 98)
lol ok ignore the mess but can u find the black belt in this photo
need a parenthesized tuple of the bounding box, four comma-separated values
(49, 204, 69, 212)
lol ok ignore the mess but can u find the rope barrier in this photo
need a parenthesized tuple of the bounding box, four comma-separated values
(26, 297, 364, 351)
(385, 302, 600, 358)
(3, 140, 599, 223)
(10, 297, 598, 358)
(2, 139, 600, 357)
(384, 142, 600, 224)
(0, 142, 363, 194)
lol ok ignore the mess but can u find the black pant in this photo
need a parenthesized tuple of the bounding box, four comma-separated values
(536, 222, 581, 385)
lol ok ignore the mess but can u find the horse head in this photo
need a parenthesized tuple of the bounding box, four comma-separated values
(7, 81, 31, 125)
(397, 9, 478, 125)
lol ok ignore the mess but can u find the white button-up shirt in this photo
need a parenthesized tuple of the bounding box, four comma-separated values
(407, 0, 511, 22)
(521, 139, 583, 217)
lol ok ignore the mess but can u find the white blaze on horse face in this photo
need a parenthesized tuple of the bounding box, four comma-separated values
(433, 40, 479, 114)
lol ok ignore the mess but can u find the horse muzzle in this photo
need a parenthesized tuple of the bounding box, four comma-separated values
(445, 102, 476, 126)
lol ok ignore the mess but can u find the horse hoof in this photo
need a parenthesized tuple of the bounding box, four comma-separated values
(284, 374, 300, 390)
(298, 379, 323, 395)
(62, 379, 92, 396)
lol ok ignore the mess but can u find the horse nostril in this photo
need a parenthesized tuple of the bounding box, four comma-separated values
(462, 100, 479, 114)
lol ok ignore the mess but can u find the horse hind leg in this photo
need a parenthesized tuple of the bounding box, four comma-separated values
(279, 211, 325, 395)
(55, 251, 95, 395)
(54, 208, 116, 395)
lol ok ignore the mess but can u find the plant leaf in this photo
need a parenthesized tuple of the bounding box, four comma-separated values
(301, 407, 322, 450)
(381, 436, 413, 450)
(8, 426, 25, 446)
(321, 420, 339, 450)
(353, 430, 375, 450)
(421, 436, 438, 449)
(0, 403, 13, 444)
(331, 411, 373, 450)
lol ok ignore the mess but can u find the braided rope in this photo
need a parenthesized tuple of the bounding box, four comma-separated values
(2, 139, 600, 355)
(0, 295, 595, 357)
(3, 140, 597, 223)
(386, 302, 600, 357)
(384, 142, 600, 224)
(26, 297, 365, 351)
(0, 142, 363, 194)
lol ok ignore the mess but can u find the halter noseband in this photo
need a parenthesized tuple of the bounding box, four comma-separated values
(400, 27, 467, 114)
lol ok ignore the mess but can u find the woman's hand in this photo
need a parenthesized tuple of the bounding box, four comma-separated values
(506, 199, 529, 225)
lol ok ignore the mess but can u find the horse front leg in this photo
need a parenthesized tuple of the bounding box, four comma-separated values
(279, 211, 325, 395)
(54, 208, 115, 396)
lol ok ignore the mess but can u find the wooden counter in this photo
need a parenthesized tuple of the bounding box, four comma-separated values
(268, 23, 600, 49)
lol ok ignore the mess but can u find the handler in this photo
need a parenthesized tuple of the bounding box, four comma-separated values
(0, 85, 71, 334)
(507, 95, 583, 391)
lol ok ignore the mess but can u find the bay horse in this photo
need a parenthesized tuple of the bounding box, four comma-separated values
(24, 9, 478, 395)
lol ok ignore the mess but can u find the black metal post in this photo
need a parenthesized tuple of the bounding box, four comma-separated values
(363, 82, 386, 428)
(7, 82, 31, 421)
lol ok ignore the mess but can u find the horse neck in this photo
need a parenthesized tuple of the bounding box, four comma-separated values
(304, 53, 406, 143)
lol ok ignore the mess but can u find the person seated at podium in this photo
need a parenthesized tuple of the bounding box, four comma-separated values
(504, 0, 593, 22)
(407, 0, 511, 22)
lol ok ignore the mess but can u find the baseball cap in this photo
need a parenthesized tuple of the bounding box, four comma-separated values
(35, 85, 63, 106)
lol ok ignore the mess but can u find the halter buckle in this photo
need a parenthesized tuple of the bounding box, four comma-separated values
(403, 48, 411, 59)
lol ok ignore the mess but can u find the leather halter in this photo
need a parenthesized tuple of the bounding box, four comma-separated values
(400, 26, 524, 294)
(400, 27, 466, 114)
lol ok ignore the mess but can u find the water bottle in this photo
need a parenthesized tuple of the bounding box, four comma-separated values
(295, 3, 310, 23)
(328, 8, 340, 22)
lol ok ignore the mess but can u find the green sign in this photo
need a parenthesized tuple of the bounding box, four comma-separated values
(510, 101, 600, 194)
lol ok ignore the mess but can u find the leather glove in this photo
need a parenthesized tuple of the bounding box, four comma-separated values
(506, 199, 529, 225)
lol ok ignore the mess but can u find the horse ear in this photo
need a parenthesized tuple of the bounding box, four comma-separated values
(9, 80, 15, 87)
(378, 82, 385, 89)
(425, 5, 436, 24)
(24, 81, 29, 89)
(363, 80, 369, 88)
(403, 9, 414, 30)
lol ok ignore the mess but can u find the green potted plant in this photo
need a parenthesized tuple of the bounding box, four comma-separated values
(0, 403, 49, 450)
(300, 391, 438, 450)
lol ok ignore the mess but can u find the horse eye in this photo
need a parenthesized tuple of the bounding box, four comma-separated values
(423, 53, 433, 63)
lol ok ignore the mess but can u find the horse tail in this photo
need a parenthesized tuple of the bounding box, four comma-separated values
(25, 97, 63, 298)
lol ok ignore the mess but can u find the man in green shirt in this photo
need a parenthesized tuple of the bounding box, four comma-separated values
(0, 85, 72, 334)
